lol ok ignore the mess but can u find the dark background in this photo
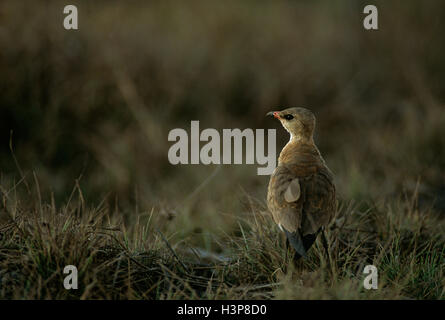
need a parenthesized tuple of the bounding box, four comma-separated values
(1, 0, 445, 229)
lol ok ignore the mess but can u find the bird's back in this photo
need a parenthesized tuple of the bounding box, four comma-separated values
(267, 141, 336, 238)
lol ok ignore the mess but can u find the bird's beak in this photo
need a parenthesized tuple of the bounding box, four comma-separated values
(266, 111, 280, 119)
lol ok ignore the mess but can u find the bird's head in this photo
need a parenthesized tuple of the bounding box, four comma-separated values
(267, 107, 316, 142)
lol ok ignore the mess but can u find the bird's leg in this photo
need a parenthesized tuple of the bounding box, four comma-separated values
(284, 237, 290, 272)
(320, 228, 331, 272)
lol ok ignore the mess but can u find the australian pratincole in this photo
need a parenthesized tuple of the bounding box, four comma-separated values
(267, 107, 336, 260)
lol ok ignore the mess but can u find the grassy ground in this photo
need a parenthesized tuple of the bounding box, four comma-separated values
(1, 1, 445, 299)
(0, 174, 444, 299)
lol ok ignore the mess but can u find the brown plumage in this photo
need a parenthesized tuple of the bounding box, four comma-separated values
(267, 107, 336, 259)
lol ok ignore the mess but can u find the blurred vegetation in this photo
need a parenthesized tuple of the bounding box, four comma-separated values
(0, 1, 445, 299)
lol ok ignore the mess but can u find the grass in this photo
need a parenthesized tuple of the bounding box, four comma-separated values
(1, 175, 444, 299)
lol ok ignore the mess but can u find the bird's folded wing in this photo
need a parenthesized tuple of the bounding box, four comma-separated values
(268, 164, 336, 235)
(267, 166, 303, 232)
(299, 167, 336, 235)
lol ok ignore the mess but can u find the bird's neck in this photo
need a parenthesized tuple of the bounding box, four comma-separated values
(278, 136, 321, 166)
(288, 132, 313, 144)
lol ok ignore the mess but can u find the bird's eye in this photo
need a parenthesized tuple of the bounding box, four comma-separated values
(284, 114, 294, 120)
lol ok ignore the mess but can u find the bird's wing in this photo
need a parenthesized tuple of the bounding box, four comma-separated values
(267, 164, 335, 236)
(267, 165, 309, 233)
(297, 166, 336, 235)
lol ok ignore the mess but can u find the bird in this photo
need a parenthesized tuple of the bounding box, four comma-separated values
(266, 107, 336, 260)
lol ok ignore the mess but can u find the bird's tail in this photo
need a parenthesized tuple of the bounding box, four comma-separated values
(284, 228, 321, 260)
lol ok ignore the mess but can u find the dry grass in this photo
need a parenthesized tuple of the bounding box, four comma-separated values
(0, 175, 444, 299)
